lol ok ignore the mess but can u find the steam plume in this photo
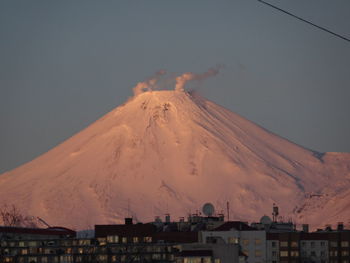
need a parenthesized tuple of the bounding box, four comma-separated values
(133, 70, 166, 96)
(175, 67, 221, 92)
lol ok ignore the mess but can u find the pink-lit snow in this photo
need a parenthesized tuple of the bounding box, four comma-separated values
(0, 89, 349, 230)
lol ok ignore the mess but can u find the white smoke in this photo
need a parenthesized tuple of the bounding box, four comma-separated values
(174, 66, 221, 92)
(133, 67, 222, 95)
(133, 70, 166, 96)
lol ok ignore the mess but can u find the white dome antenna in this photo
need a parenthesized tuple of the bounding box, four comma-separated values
(202, 203, 215, 217)
(260, 215, 272, 225)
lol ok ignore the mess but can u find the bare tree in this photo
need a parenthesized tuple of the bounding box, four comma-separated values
(0, 204, 22, 226)
(0, 204, 37, 227)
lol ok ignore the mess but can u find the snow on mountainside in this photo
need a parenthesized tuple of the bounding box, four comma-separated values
(1, 89, 349, 230)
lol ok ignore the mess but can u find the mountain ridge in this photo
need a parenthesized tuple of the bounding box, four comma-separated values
(1, 90, 349, 229)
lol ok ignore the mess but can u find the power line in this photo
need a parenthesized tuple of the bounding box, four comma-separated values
(257, 0, 350, 43)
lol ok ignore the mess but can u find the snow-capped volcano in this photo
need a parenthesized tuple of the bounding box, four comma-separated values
(1, 89, 349, 229)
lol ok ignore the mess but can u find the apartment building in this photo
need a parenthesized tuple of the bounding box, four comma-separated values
(200, 221, 265, 263)
(266, 224, 350, 263)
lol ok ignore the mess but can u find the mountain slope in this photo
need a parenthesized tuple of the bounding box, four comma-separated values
(1, 90, 349, 229)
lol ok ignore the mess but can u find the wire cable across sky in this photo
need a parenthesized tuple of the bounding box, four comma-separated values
(258, 0, 350, 43)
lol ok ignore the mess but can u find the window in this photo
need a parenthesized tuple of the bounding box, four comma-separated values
(280, 251, 288, 257)
(291, 241, 298, 247)
(321, 251, 326, 256)
(330, 250, 338, 257)
(61, 240, 72, 246)
(78, 239, 90, 245)
(107, 235, 119, 243)
(122, 237, 127, 243)
(242, 239, 249, 246)
(144, 236, 152, 243)
(342, 250, 349, 256)
(133, 237, 139, 243)
(291, 251, 299, 257)
(272, 241, 277, 247)
(311, 241, 315, 248)
(228, 237, 239, 244)
(29, 247, 37, 254)
(321, 241, 326, 247)
(301, 242, 306, 247)
(152, 254, 161, 260)
(60, 255, 73, 263)
(311, 251, 316, 256)
(330, 241, 338, 247)
(272, 251, 277, 257)
(280, 241, 288, 247)
(255, 250, 262, 257)
(97, 255, 107, 261)
(28, 241, 37, 247)
(97, 238, 106, 246)
(341, 241, 349, 247)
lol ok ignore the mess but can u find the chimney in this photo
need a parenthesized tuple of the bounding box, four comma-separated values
(302, 224, 309, 233)
(125, 218, 133, 225)
(337, 222, 344, 231)
(165, 214, 170, 223)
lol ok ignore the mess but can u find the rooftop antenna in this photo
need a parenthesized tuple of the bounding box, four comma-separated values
(272, 203, 279, 222)
(227, 201, 230, 221)
(127, 199, 130, 218)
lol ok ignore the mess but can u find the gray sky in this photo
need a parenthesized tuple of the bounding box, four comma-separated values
(1, 0, 349, 173)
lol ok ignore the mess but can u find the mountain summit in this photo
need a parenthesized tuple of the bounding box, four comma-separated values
(1, 90, 349, 229)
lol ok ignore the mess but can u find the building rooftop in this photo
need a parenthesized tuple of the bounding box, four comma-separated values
(0, 226, 76, 237)
(214, 221, 257, 231)
(95, 223, 156, 238)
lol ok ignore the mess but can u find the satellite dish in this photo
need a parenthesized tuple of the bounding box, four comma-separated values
(260, 215, 272, 225)
(202, 203, 215, 216)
